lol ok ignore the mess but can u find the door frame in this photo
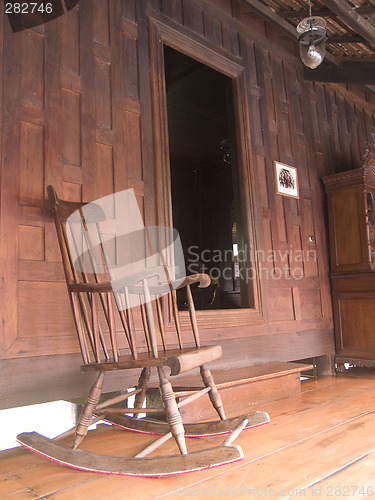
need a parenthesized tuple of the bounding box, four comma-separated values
(148, 14, 264, 327)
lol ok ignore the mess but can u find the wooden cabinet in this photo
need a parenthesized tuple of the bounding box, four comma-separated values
(323, 148, 375, 369)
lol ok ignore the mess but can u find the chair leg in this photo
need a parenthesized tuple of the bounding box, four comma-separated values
(200, 365, 226, 420)
(157, 365, 187, 455)
(73, 371, 105, 450)
(133, 367, 151, 418)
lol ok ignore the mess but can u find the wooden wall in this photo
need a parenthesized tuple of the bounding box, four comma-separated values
(2, 0, 375, 407)
(0, 0, 147, 360)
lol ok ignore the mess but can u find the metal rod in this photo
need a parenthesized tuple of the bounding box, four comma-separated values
(177, 387, 210, 408)
(135, 432, 173, 458)
(95, 388, 142, 410)
(222, 419, 249, 446)
(95, 407, 162, 414)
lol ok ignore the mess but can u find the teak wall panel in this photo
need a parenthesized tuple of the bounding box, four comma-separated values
(123, 34, 139, 100)
(1, 17, 23, 356)
(161, 0, 183, 25)
(20, 31, 44, 108)
(96, 143, 114, 199)
(0, 0, 146, 361)
(18, 226, 45, 262)
(94, 58, 112, 130)
(182, 0, 205, 36)
(124, 110, 143, 181)
(92, 0, 110, 46)
(17, 282, 75, 340)
(268, 287, 295, 321)
(19, 122, 44, 207)
(2, 0, 375, 405)
(61, 7, 80, 75)
(299, 287, 323, 320)
(61, 90, 81, 166)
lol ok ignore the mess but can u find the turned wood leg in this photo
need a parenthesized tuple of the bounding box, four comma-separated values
(335, 362, 346, 374)
(200, 365, 226, 420)
(133, 367, 151, 418)
(157, 366, 187, 455)
(73, 372, 105, 450)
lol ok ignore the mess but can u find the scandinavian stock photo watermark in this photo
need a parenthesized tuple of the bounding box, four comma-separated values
(66, 188, 317, 305)
(186, 245, 317, 283)
(172, 484, 374, 497)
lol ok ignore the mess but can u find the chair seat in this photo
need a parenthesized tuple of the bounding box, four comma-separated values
(80, 344, 222, 376)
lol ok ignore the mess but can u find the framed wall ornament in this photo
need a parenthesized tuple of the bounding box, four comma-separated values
(274, 161, 299, 199)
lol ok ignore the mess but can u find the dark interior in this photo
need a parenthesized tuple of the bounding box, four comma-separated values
(164, 46, 250, 309)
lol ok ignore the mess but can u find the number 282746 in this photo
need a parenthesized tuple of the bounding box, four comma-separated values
(5, 3, 53, 14)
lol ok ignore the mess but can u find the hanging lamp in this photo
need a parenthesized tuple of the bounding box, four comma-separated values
(296, 1, 327, 69)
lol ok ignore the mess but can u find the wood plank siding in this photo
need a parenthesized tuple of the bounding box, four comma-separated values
(1, 0, 375, 407)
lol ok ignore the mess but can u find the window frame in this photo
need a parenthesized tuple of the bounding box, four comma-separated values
(148, 15, 264, 328)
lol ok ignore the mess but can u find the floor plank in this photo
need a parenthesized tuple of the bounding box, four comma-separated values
(306, 451, 375, 498)
(159, 411, 375, 499)
(2, 372, 375, 499)
(0, 474, 29, 497)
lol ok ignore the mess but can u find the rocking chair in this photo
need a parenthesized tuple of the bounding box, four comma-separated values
(17, 186, 269, 477)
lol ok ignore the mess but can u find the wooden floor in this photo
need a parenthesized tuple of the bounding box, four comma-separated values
(2, 368, 375, 499)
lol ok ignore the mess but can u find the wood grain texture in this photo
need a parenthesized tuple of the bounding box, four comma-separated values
(16, 432, 243, 477)
(324, 165, 375, 366)
(0, 17, 22, 354)
(2, 371, 375, 497)
(106, 409, 269, 436)
(1, 0, 375, 399)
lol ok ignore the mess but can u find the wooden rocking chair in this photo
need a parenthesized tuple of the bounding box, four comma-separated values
(17, 186, 269, 477)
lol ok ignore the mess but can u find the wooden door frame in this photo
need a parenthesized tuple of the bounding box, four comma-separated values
(148, 14, 264, 328)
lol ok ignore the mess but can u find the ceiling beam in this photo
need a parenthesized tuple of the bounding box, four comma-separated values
(280, 9, 332, 19)
(329, 35, 364, 43)
(303, 60, 375, 84)
(239, 0, 337, 64)
(280, 6, 375, 19)
(321, 0, 375, 49)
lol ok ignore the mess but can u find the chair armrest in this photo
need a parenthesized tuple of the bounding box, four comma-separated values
(164, 345, 222, 376)
(174, 274, 211, 290)
(69, 271, 211, 295)
(110, 267, 165, 290)
(69, 282, 113, 293)
(69, 267, 165, 293)
(127, 273, 211, 296)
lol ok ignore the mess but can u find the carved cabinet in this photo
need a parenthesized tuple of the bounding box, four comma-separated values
(323, 160, 375, 369)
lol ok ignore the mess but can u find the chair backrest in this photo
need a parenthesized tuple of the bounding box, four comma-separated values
(47, 186, 204, 366)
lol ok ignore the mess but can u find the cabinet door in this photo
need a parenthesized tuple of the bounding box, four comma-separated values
(328, 187, 365, 272)
(334, 293, 375, 358)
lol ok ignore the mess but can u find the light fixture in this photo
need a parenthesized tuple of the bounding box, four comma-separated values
(297, 1, 326, 69)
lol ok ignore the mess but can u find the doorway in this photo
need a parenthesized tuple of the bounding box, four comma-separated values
(164, 46, 252, 310)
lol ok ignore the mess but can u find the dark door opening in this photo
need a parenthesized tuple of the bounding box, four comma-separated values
(164, 46, 252, 310)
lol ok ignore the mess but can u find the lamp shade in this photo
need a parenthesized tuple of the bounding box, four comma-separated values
(297, 17, 326, 69)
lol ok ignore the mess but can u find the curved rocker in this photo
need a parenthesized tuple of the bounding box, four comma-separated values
(16, 431, 244, 478)
(103, 410, 270, 437)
